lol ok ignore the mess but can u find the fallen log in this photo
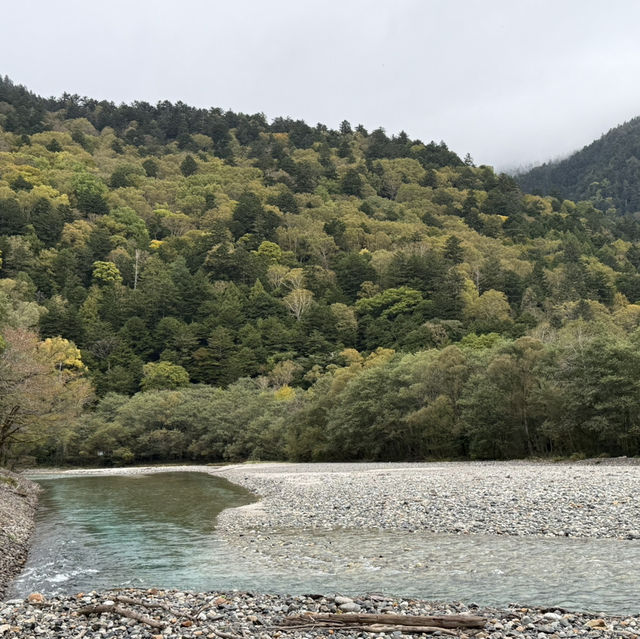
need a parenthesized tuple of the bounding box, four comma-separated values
(212, 630, 243, 639)
(279, 622, 459, 635)
(77, 603, 165, 629)
(348, 624, 459, 635)
(281, 612, 485, 629)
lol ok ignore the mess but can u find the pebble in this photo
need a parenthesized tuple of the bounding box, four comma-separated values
(585, 618, 607, 628)
(26, 593, 43, 604)
(0, 590, 638, 639)
(210, 460, 640, 542)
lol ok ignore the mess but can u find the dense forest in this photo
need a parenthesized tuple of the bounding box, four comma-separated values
(2, 75, 640, 466)
(517, 116, 640, 215)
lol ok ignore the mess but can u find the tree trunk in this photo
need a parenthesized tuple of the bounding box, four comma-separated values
(281, 613, 485, 629)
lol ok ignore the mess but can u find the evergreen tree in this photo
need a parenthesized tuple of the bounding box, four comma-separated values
(180, 154, 198, 177)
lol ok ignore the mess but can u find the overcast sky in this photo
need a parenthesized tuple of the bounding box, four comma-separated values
(4, 0, 640, 170)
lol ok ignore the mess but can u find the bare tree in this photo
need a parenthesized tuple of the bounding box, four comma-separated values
(283, 288, 313, 321)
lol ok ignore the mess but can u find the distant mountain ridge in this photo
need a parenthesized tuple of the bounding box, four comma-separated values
(516, 116, 640, 215)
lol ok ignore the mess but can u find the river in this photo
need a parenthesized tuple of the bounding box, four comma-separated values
(8, 471, 640, 614)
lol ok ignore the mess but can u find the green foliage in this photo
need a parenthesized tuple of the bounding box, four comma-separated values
(45, 139, 62, 153)
(334, 253, 377, 301)
(180, 154, 198, 177)
(268, 189, 299, 214)
(356, 287, 423, 319)
(72, 173, 109, 214)
(69, 381, 290, 464)
(110, 164, 143, 188)
(0, 199, 26, 235)
(142, 158, 159, 178)
(141, 361, 190, 390)
(1, 76, 639, 464)
(517, 116, 640, 214)
(30, 198, 64, 246)
(109, 207, 150, 247)
(10, 174, 33, 191)
(341, 169, 364, 196)
(230, 191, 278, 243)
(92, 261, 122, 285)
(0, 328, 92, 465)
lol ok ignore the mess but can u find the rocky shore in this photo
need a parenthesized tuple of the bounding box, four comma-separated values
(1, 589, 639, 639)
(0, 469, 40, 599)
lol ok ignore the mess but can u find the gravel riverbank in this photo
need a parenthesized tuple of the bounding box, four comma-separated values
(1, 589, 639, 639)
(0, 469, 40, 599)
(212, 460, 640, 538)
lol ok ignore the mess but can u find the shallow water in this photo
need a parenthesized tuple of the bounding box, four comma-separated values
(8, 472, 640, 614)
(9, 472, 258, 596)
(248, 528, 640, 614)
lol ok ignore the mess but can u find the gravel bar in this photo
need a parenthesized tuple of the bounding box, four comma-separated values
(1, 589, 639, 639)
(212, 461, 640, 539)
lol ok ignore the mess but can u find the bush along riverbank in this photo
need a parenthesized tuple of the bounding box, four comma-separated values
(1, 590, 639, 639)
(0, 469, 40, 599)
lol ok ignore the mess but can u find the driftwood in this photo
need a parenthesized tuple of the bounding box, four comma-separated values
(114, 594, 192, 620)
(347, 625, 458, 635)
(279, 622, 459, 635)
(533, 605, 572, 614)
(281, 612, 485, 629)
(77, 603, 165, 629)
(212, 630, 244, 639)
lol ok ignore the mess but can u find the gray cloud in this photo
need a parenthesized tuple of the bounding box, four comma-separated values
(4, 0, 640, 170)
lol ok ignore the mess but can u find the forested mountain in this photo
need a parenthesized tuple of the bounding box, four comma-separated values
(516, 116, 640, 215)
(2, 75, 640, 466)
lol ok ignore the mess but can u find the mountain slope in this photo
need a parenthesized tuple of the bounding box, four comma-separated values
(5, 77, 640, 463)
(516, 116, 640, 214)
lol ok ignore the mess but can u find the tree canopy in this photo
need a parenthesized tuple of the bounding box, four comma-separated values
(1, 75, 639, 465)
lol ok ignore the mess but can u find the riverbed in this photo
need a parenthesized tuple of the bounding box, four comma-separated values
(7, 461, 640, 614)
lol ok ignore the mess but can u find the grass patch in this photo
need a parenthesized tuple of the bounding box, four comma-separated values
(0, 474, 18, 488)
